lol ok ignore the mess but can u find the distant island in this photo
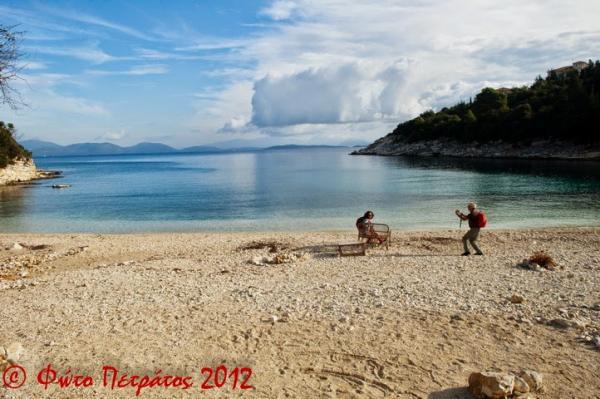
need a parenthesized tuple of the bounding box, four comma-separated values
(21, 140, 349, 157)
(353, 60, 600, 159)
(1, 125, 355, 185)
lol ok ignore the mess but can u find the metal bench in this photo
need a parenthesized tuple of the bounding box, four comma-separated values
(357, 223, 391, 249)
(338, 243, 367, 257)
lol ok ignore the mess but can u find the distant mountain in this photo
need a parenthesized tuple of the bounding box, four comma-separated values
(21, 140, 351, 157)
(19, 139, 63, 157)
(60, 142, 125, 156)
(22, 140, 178, 157)
(124, 142, 176, 154)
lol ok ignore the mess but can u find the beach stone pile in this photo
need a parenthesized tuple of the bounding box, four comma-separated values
(250, 252, 311, 266)
(517, 259, 555, 271)
(468, 370, 543, 398)
(0, 244, 88, 281)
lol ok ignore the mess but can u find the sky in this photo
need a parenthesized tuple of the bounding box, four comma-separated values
(1, 0, 599, 148)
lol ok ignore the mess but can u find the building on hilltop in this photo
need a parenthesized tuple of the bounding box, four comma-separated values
(548, 61, 590, 77)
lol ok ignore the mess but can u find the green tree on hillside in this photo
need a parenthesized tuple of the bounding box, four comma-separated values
(386, 60, 600, 145)
(0, 121, 31, 168)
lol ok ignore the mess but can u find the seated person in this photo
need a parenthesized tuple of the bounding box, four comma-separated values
(356, 210, 385, 244)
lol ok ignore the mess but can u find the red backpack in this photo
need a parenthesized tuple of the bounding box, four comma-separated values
(477, 212, 487, 228)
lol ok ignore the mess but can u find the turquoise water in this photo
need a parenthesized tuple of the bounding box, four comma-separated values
(1, 147, 599, 232)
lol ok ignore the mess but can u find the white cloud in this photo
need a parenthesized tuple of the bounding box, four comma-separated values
(260, 1, 300, 20)
(219, 116, 252, 133)
(135, 48, 172, 60)
(7, 0, 600, 146)
(251, 61, 422, 126)
(96, 129, 127, 141)
(210, 0, 600, 138)
(184, 81, 254, 140)
(11, 72, 110, 117)
(134, 48, 206, 61)
(43, 95, 109, 116)
(87, 64, 169, 76)
(36, 5, 157, 41)
(26, 44, 117, 64)
(19, 61, 48, 71)
(174, 38, 250, 52)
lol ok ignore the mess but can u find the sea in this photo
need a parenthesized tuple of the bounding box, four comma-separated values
(1, 147, 599, 233)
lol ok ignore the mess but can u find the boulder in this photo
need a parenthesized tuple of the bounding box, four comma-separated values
(518, 370, 543, 392)
(6, 342, 24, 362)
(513, 376, 530, 394)
(548, 318, 570, 329)
(250, 256, 268, 266)
(0, 354, 8, 372)
(10, 242, 24, 251)
(529, 263, 541, 271)
(0, 342, 24, 371)
(468, 371, 514, 398)
(510, 294, 524, 304)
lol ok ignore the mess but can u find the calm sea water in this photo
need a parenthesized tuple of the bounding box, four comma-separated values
(1, 147, 599, 233)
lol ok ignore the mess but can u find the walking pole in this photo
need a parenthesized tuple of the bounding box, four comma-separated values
(458, 211, 462, 254)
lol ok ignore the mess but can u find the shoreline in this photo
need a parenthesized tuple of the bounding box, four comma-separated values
(2, 223, 600, 235)
(352, 138, 600, 160)
(1, 225, 599, 236)
(0, 158, 62, 186)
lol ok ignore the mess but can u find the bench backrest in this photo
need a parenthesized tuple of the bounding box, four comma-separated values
(357, 223, 390, 237)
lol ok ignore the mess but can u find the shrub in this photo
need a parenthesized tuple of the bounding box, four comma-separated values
(529, 251, 557, 269)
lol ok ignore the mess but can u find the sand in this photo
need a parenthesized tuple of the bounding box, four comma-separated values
(1, 228, 599, 398)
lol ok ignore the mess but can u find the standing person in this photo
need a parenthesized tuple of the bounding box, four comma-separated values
(455, 202, 486, 256)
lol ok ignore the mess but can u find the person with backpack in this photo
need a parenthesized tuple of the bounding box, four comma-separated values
(455, 202, 487, 256)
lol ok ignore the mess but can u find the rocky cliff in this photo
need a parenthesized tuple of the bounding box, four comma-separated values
(0, 159, 38, 185)
(352, 138, 600, 160)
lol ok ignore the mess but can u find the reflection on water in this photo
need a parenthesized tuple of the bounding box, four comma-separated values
(1, 148, 599, 233)
(389, 156, 600, 179)
(0, 184, 33, 218)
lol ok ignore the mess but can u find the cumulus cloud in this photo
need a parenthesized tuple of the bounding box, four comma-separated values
(7, 0, 600, 145)
(214, 0, 600, 138)
(251, 61, 423, 126)
(219, 116, 251, 133)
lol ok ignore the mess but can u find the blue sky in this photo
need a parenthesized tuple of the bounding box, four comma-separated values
(1, 0, 599, 148)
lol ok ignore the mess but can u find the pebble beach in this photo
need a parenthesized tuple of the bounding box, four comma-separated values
(1, 228, 599, 398)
